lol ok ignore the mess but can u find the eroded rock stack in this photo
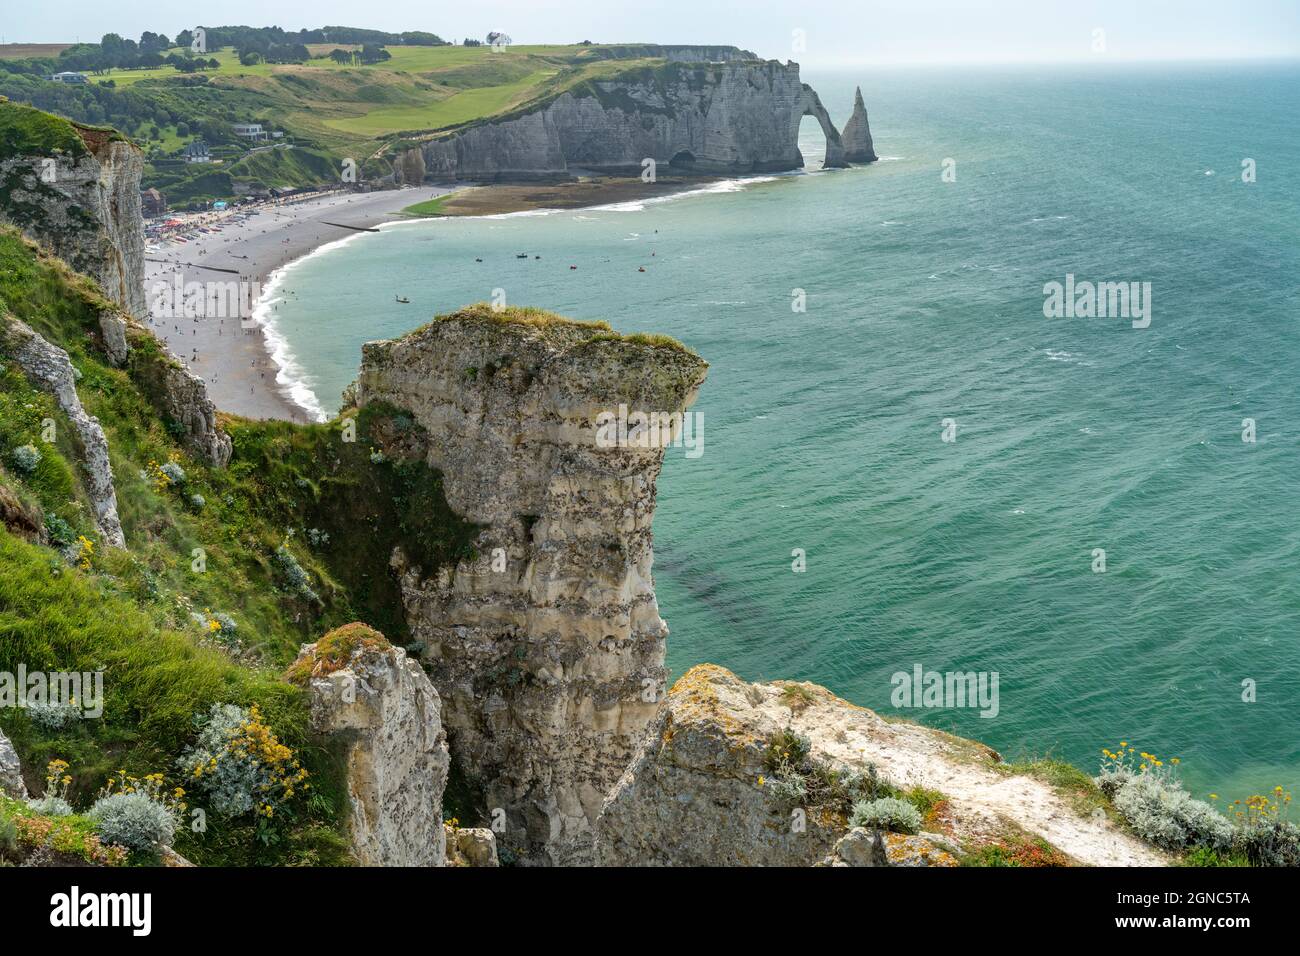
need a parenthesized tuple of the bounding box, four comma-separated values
(356, 306, 708, 864)
(840, 86, 878, 164)
(290, 623, 451, 867)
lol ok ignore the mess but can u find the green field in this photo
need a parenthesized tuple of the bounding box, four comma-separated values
(82, 45, 650, 157)
(323, 68, 557, 135)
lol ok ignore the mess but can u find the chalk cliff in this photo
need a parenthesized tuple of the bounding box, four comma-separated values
(594, 664, 1167, 867)
(0, 723, 25, 798)
(0, 104, 146, 318)
(2, 315, 126, 549)
(355, 305, 708, 865)
(840, 86, 878, 164)
(420, 60, 854, 180)
(290, 624, 451, 867)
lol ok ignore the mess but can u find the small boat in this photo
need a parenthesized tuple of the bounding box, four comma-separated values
(638, 267, 646, 273)
(395, 295, 410, 304)
(569, 265, 577, 270)
(516, 253, 528, 259)
(475, 258, 483, 263)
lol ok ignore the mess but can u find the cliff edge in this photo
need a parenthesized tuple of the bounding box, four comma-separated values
(595, 665, 1168, 866)
(0, 100, 145, 318)
(419, 60, 859, 180)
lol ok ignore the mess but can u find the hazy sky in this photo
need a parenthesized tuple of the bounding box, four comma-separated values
(3, 0, 1298, 65)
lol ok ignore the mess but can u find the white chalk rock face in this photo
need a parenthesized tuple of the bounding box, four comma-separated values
(357, 306, 708, 865)
(0, 723, 27, 798)
(595, 664, 1169, 867)
(421, 60, 850, 180)
(291, 625, 450, 867)
(840, 86, 878, 164)
(0, 123, 146, 318)
(134, 349, 233, 467)
(3, 316, 126, 548)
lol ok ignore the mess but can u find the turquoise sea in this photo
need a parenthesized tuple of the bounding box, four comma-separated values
(260, 62, 1300, 800)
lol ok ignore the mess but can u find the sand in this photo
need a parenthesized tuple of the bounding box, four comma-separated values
(143, 186, 451, 422)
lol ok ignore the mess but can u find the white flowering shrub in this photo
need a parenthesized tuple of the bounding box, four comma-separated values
(26, 699, 82, 730)
(10, 443, 41, 475)
(26, 795, 73, 816)
(1235, 817, 1300, 867)
(766, 774, 808, 811)
(26, 759, 75, 816)
(1112, 773, 1233, 851)
(89, 793, 176, 851)
(849, 797, 923, 835)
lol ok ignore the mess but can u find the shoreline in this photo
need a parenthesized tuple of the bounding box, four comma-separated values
(143, 174, 782, 423)
(143, 186, 453, 423)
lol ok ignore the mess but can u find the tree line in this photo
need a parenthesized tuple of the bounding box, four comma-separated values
(0, 26, 448, 77)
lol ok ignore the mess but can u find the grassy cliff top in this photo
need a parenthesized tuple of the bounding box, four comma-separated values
(429, 303, 702, 358)
(0, 100, 88, 160)
(0, 99, 128, 162)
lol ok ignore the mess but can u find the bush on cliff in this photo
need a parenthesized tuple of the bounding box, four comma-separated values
(89, 792, 176, 852)
(849, 796, 923, 835)
(1099, 743, 1300, 865)
(760, 727, 894, 821)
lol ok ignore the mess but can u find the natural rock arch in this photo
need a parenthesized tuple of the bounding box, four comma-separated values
(800, 85, 848, 169)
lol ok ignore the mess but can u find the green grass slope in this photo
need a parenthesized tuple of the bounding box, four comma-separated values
(0, 226, 479, 863)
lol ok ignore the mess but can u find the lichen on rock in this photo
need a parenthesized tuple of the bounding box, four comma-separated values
(444, 824, 500, 867)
